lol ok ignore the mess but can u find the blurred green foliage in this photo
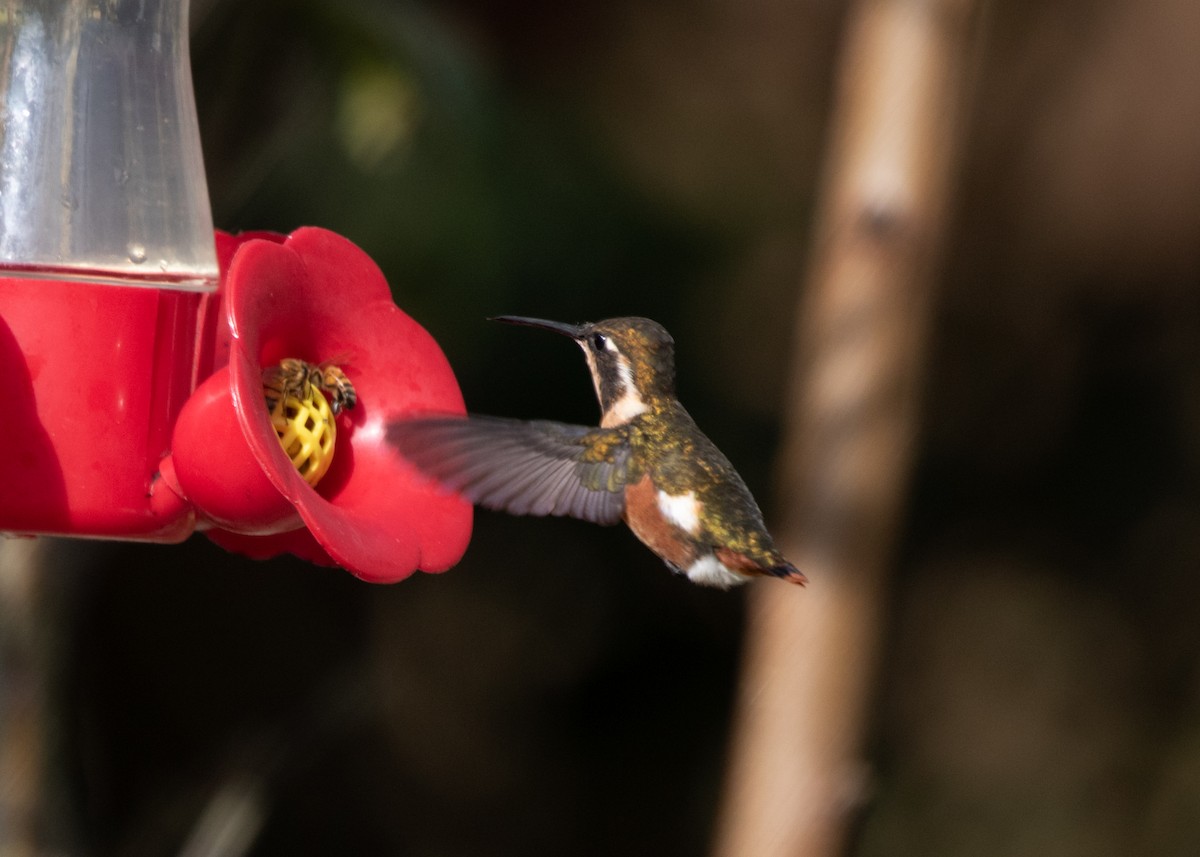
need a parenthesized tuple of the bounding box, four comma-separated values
(194, 0, 714, 395)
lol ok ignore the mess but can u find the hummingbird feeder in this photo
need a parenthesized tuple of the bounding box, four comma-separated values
(0, 0, 471, 581)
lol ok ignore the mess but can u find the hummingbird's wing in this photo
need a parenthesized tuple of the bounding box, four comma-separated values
(387, 416, 632, 525)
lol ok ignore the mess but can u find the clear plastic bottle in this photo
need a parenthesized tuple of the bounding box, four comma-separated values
(0, 0, 217, 290)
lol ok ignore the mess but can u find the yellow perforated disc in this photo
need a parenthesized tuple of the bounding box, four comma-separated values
(268, 383, 337, 487)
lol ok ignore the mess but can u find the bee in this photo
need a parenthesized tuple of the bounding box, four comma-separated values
(263, 358, 357, 416)
(317, 363, 357, 414)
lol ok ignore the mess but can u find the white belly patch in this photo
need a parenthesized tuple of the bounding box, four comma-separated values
(686, 555, 748, 589)
(656, 490, 701, 536)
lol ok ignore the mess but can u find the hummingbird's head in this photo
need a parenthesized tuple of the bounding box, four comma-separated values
(492, 315, 675, 426)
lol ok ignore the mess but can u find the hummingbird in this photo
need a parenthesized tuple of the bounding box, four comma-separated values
(388, 316, 806, 589)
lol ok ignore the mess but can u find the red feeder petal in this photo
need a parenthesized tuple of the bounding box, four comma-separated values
(188, 227, 472, 582)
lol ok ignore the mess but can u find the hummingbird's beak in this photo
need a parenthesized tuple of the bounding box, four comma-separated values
(490, 315, 586, 340)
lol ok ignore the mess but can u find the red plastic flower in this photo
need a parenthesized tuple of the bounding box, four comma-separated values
(166, 228, 472, 582)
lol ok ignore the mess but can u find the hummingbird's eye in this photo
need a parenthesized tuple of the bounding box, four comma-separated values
(590, 332, 608, 351)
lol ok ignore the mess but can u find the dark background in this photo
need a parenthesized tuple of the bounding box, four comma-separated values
(46, 0, 1200, 854)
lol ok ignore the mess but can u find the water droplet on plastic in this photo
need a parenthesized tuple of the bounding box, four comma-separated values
(127, 243, 147, 264)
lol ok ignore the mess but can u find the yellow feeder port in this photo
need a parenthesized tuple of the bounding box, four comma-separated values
(266, 379, 337, 487)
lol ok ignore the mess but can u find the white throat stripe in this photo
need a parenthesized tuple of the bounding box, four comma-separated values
(604, 355, 648, 424)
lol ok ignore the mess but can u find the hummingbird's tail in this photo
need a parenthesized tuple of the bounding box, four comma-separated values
(768, 562, 808, 586)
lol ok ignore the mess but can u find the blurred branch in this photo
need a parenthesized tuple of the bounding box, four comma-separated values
(0, 540, 75, 857)
(713, 1, 985, 856)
